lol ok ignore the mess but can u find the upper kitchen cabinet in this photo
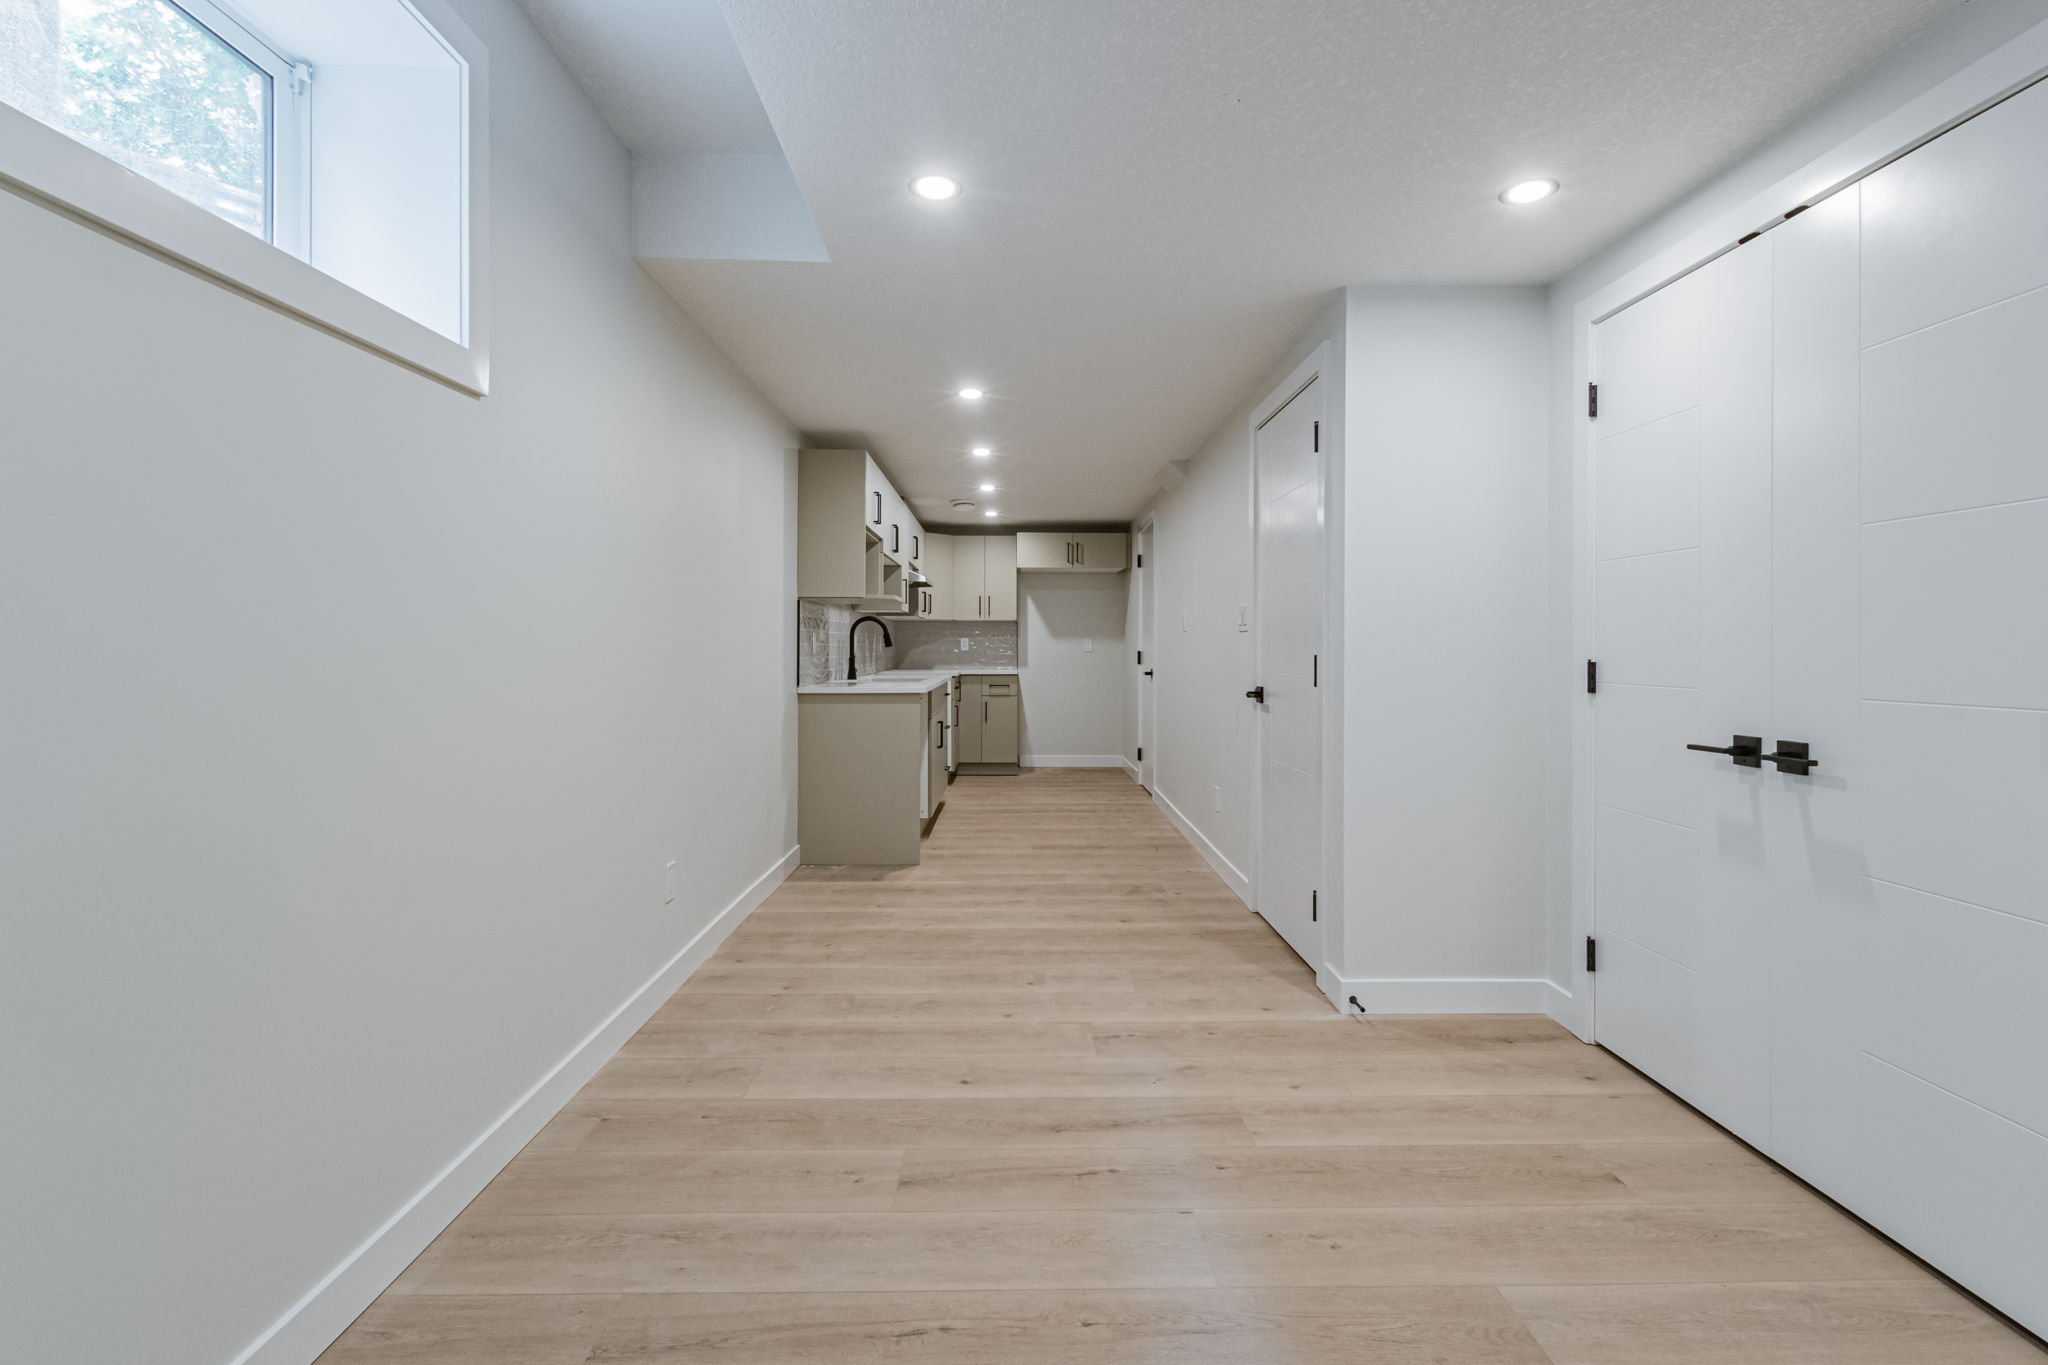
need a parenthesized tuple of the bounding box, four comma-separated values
(1015, 530, 1128, 573)
(862, 456, 890, 542)
(921, 533, 953, 618)
(799, 449, 910, 610)
(948, 534, 1017, 620)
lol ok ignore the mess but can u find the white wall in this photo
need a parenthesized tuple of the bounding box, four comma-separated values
(1339, 287, 1550, 1010)
(1541, 0, 2048, 1031)
(1142, 287, 1549, 1011)
(1143, 298, 1344, 905)
(0, 2, 799, 1362)
(1017, 573, 1129, 765)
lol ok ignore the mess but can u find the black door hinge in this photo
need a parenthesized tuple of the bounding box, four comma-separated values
(1313, 420, 1320, 452)
(1136, 746, 1143, 761)
(1312, 653, 1318, 687)
(1587, 382, 1599, 419)
(1585, 936, 1599, 972)
(1311, 890, 1318, 923)
(1136, 650, 1143, 664)
(1135, 553, 1143, 567)
(1586, 659, 1598, 694)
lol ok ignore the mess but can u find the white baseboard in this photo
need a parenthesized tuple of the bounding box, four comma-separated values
(1153, 788, 1250, 905)
(1119, 757, 1140, 782)
(1022, 754, 1128, 768)
(232, 844, 799, 1365)
(1328, 973, 1555, 1015)
(1542, 978, 1590, 1040)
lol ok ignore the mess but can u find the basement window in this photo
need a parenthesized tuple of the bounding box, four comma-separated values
(0, 0, 488, 391)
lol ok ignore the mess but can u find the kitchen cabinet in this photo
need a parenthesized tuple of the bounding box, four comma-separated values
(863, 457, 889, 539)
(801, 448, 912, 610)
(984, 536, 1017, 618)
(881, 483, 908, 561)
(947, 679, 960, 773)
(1016, 529, 1128, 573)
(926, 686, 948, 817)
(1015, 532, 1070, 570)
(921, 533, 953, 618)
(955, 674, 1021, 771)
(798, 679, 950, 864)
(948, 535, 1017, 620)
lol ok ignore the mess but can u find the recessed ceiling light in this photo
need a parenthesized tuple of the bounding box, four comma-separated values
(983, 509, 999, 518)
(956, 387, 985, 401)
(978, 482, 996, 492)
(1499, 178, 1559, 205)
(970, 445, 992, 457)
(910, 174, 962, 201)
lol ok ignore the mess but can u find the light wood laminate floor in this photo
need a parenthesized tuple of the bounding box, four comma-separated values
(321, 769, 2044, 1364)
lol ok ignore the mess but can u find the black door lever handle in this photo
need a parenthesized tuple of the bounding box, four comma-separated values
(1761, 741, 1818, 775)
(1685, 736, 1763, 768)
(1246, 686, 1266, 703)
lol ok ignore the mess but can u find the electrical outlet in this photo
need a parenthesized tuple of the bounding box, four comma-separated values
(664, 861, 677, 904)
(1213, 785, 1222, 813)
(1082, 638, 1093, 653)
(1237, 605, 1250, 632)
(959, 637, 970, 652)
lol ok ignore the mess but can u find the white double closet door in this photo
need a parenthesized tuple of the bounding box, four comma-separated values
(1593, 77, 2048, 1337)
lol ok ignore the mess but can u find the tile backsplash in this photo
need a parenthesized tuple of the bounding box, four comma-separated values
(890, 619, 1017, 670)
(797, 604, 1018, 683)
(797, 601, 891, 685)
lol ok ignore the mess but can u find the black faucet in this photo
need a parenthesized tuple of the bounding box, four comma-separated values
(848, 614, 893, 680)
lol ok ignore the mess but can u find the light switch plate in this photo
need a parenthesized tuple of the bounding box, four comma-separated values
(1083, 638, 1093, 653)
(664, 861, 677, 904)
(959, 638, 970, 651)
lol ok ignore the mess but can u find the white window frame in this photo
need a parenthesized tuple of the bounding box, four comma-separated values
(171, 0, 312, 256)
(0, 0, 490, 395)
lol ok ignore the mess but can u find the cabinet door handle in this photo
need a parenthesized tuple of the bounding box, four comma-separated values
(891, 523, 899, 553)
(873, 491, 881, 524)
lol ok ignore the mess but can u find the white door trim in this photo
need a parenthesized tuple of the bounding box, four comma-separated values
(1248, 343, 1334, 983)
(1563, 34, 2048, 1041)
(1132, 514, 1157, 790)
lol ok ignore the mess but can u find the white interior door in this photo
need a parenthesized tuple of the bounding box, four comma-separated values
(1135, 522, 1156, 791)
(1590, 240, 1775, 1148)
(1770, 80, 2048, 1335)
(1592, 75, 2048, 1338)
(1252, 376, 1324, 966)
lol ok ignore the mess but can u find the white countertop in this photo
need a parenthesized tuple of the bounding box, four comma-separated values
(796, 667, 1017, 696)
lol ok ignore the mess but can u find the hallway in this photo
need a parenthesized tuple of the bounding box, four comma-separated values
(322, 770, 2042, 1363)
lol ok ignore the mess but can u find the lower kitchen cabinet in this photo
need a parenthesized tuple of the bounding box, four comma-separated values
(955, 674, 1021, 771)
(926, 685, 948, 815)
(798, 684, 949, 864)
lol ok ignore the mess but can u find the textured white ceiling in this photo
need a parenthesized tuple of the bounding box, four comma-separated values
(535, 0, 1964, 524)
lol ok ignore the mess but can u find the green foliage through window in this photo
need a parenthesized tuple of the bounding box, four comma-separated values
(8, 0, 271, 235)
